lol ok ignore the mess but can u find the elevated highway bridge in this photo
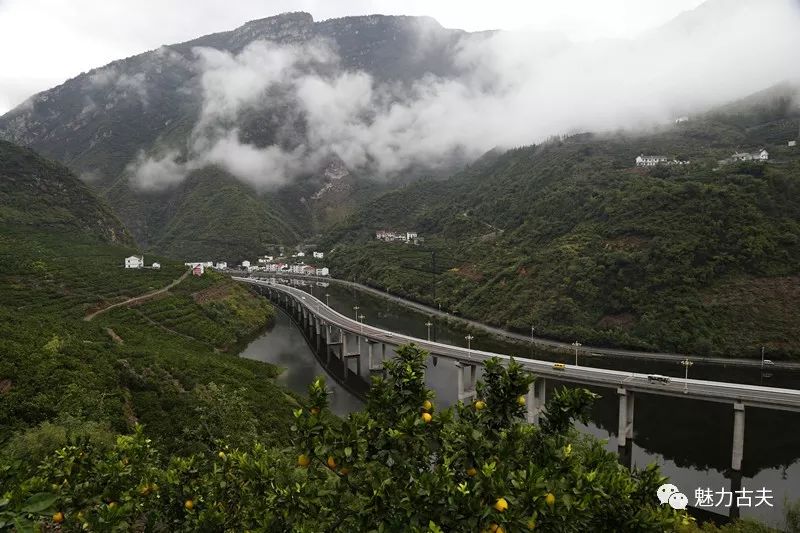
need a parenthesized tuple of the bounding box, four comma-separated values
(235, 277, 800, 475)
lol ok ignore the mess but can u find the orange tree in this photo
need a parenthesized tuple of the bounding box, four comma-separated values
(1, 343, 691, 531)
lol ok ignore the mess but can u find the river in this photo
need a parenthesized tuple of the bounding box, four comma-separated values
(241, 278, 800, 526)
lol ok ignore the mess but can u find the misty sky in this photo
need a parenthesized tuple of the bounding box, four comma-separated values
(0, 0, 709, 114)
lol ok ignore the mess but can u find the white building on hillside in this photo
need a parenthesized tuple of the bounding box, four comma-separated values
(789, 140, 797, 147)
(241, 260, 251, 269)
(721, 149, 769, 165)
(125, 256, 144, 269)
(635, 155, 669, 167)
(316, 267, 330, 276)
(313, 251, 324, 259)
(214, 262, 227, 270)
(151, 262, 161, 270)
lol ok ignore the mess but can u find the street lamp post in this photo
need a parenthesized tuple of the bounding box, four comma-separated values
(325, 293, 330, 307)
(425, 321, 433, 341)
(353, 305, 360, 320)
(465, 334, 474, 356)
(680, 358, 693, 393)
(531, 325, 535, 343)
(572, 341, 582, 366)
(358, 314, 365, 334)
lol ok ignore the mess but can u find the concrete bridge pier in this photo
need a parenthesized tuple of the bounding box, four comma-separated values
(325, 325, 342, 365)
(367, 341, 384, 372)
(525, 377, 546, 424)
(342, 331, 362, 379)
(731, 402, 745, 472)
(456, 362, 477, 402)
(616, 388, 635, 447)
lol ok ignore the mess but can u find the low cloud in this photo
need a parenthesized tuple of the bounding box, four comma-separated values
(130, 0, 800, 190)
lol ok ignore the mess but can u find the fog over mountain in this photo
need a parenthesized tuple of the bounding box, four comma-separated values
(127, 0, 800, 190)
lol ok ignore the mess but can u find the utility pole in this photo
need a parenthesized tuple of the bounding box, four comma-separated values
(325, 293, 330, 307)
(359, 314, 365, 334)
(465, 334, 474, 356)
(680, 358, 693, 393)
(425, 320, 433, 341)
(530, 325, 535, 343)
(572, 341, 582, 366)
(353, 305, 360, 320)
(761, 346, 765, 369)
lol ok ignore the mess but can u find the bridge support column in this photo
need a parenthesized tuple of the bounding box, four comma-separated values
(456, 362, 477, 402)
(731, 402, 745, 472)
(616, 388, 634, 447)
(526, 377, 546, 424)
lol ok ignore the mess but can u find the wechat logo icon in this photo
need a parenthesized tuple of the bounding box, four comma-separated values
(657, 483, 688, 510)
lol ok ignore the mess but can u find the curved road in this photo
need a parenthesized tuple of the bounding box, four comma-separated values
(85, 268, 191, 321)
(239, 272, 799, 371)
(237, 277, 800, 413)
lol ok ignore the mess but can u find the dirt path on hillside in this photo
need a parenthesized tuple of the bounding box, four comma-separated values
(84, 269, 191, 322)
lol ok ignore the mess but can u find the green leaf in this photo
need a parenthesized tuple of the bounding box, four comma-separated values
(21, 492, 58, 513)
(344, 446, 353, 458)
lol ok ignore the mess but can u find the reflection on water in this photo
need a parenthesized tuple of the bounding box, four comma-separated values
(240, 307, 363, 417)
(245, 278, 800, 525)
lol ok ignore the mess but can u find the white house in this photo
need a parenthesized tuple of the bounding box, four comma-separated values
(635, 154, 669, 167)
(789, 140, 797, 147)
(151, 262, 161, 270)
(125, 256, 144, 269)
(192, 264, 204, 276)
(316, 267, 330, 276)
(723, 149, 769, 165)
(312, 251, 324, 259)
(241, 260, 251, 269)
(675, 116, 689, 124)
(406, 232, 418, 241)
(214, 262, 227, 270)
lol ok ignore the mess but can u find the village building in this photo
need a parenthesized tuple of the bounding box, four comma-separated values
(241, 260, 251, 269)
(151, 262, 161, 270)
(125, 255, 144, 269)
(376, 229, 421, 243)
(635, 154, 690, 167)
(192, 264, 204, 276)
(313, 251, 324, 259)
(214, 262, 227, 270)
(789, 140, 797, 147)
(316, 267, 330, 276)
(719, 149, 769, 165)
(635, 155, 669, 167)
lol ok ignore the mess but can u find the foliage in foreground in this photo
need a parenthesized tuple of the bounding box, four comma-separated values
(2, 345, 695, 532)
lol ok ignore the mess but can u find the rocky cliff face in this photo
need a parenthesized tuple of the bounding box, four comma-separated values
(0, 12, 468, 258)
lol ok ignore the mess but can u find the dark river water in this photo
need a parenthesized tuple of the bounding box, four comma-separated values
(241, 278, 800, 526)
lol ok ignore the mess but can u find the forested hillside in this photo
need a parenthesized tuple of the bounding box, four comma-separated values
(0, 142, 295, 480)
(326, 99, 800, 359)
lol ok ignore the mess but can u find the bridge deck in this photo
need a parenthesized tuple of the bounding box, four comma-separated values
(236, 277, 800, 412)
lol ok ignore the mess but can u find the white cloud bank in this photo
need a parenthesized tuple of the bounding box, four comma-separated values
(130, 0, 800, 190)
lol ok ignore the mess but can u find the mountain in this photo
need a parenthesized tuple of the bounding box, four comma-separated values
(0, 139, 131, 245)
(0, 12, 470, 259)
(324, 89, 800, 359)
